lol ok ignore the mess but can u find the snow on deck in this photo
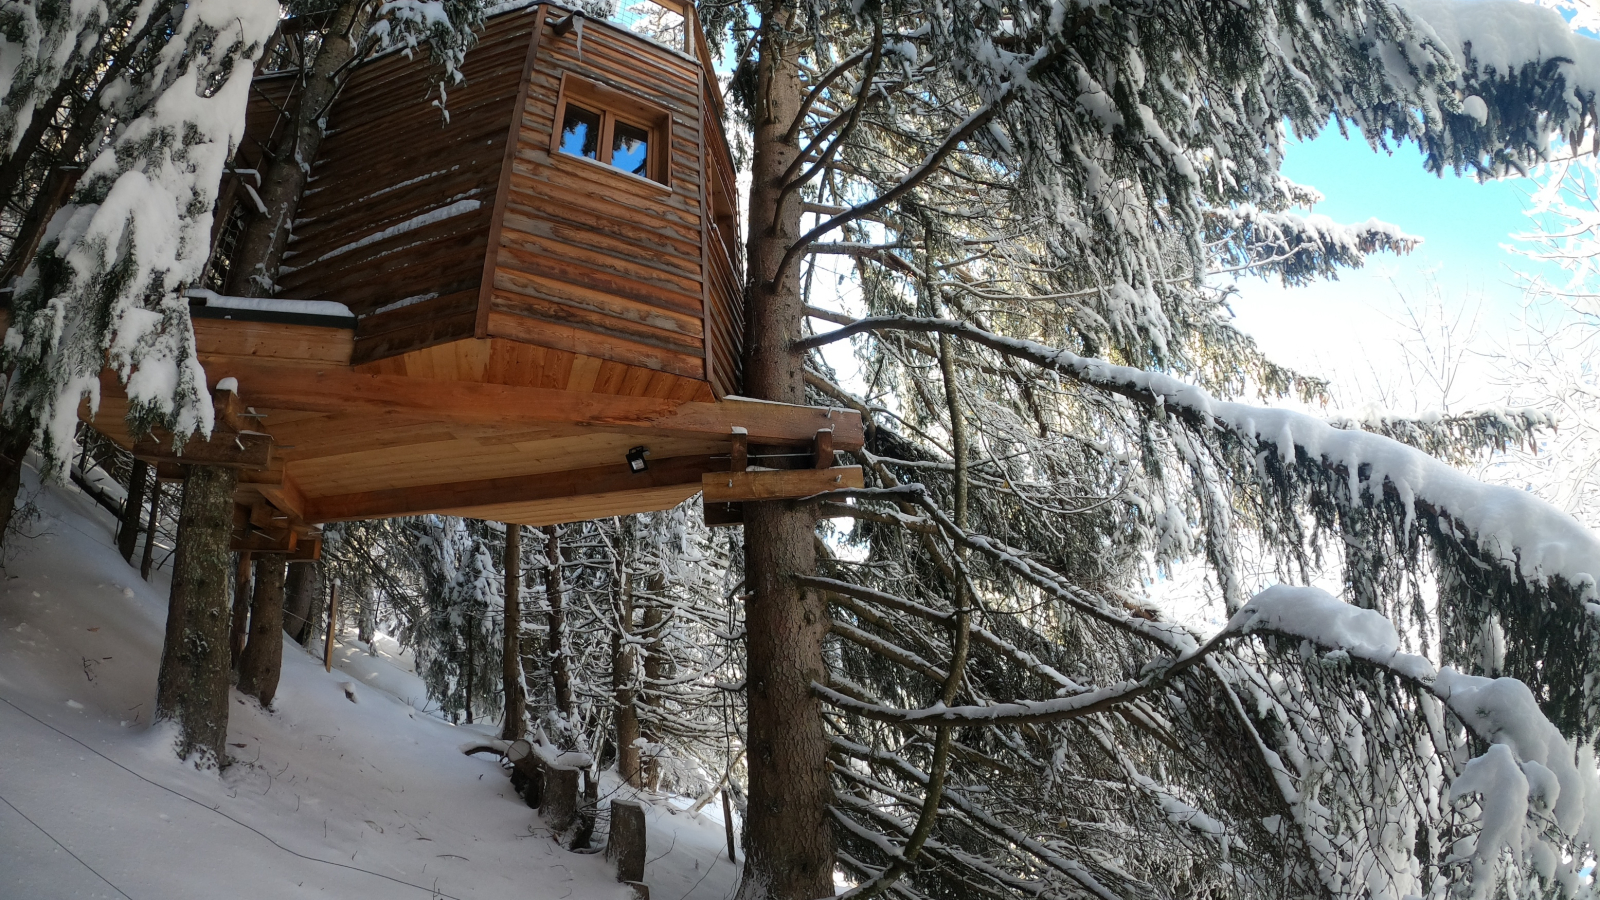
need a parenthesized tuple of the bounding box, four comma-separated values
(0, 466, 740, 899)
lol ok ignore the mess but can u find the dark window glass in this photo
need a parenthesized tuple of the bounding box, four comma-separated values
(559, 105, 600, 159)
(611, 120, 650, 178)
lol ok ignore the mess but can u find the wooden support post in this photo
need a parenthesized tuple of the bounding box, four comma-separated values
(812, 428, 833, 469)
(117, 460, 149, 563)
(501, 523, 527, 741)
(230, 550, 253, 668)
(607, 800, 647, 882)
(140, 478, 163, 581)
(722, 788, 737, 862)
(323, 578, 340, 672)
(730, 429, 748, 472)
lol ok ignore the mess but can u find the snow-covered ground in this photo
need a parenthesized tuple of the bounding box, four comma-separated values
(0, 465, 741, 900)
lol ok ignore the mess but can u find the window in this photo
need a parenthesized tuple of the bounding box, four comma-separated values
(552, 74, 670, 187)
(559, 104, 601, 160)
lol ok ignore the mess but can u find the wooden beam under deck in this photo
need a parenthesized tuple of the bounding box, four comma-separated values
(83, 314, 861, 525)
(201, 360, 864, 448)
(304, 453, 722, 524)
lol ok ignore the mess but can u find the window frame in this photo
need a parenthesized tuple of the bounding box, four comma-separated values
(551, 73, 672, 190)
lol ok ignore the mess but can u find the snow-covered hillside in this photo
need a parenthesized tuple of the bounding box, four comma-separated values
(0, 466, 740, 900)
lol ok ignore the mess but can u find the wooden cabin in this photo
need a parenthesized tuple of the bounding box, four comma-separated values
(80, 1, 863, 556)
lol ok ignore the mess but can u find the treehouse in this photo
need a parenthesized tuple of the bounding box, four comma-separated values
(81, 1, 863, 556)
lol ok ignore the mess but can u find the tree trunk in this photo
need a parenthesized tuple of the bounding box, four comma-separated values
(154, 466, 240, 767)
(0, 423, 33, 553)
(734, 5, 837, 895)
(283, 561, 319, 645)
(237, 553, 286, 707)
(613, 576, 641, 787)
(224, 0, 365, 297)
(117, 460, 149, 562)
(0, 165, 83, 284)
(140, 477, 163, 580)
(501, 523, 528, 741)
(543, 525, 573, 717)
(464, 615, 475, 725)
(230, 551, 253, 668)
(357, 581, 375, 647)
(638, 588, 668, 791)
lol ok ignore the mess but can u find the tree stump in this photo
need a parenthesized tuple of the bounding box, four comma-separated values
(540, 762, 580, 832)
(507, 739, 544, 809)
(607, 800, 647, 883)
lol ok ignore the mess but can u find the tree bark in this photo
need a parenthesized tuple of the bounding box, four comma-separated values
(237, 553, 286, 707)
(224, 0, 365, 297)
(464, 614, 475, 725)
(0, 423, 33, 553)
(154, 466, 240, 767)
(140, 477, 163, 580)
(638, 585, 668, 791)
(613, 575, 642, 787)
(117, 460, 149, 562)
(543, 525, 573, 717)
(230, 551, 253, 668)
(501, 523, 529, 741)
(357, 580, 375, 647)
(735, 5, 837, 896)
(283, 561, 319, 645)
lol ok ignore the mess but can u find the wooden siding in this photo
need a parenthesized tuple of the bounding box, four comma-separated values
(355, 337, 715, 402)
(236, 4, 744, 396)
(270, 11, 538, 362)
(700, 73, 744, 397)
(486, 12, 716, 384)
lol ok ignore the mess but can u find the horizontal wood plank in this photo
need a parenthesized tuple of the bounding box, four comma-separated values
(196, 360, 864, 448)
(701, 466, 866, 503)
(305, 453, 721, 522)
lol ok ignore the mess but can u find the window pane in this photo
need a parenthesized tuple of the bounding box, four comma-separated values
(559, 105, 600, 160)
(611, 121, 650, 178)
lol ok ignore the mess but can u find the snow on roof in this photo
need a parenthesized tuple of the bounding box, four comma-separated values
(187, 289, 354, 321)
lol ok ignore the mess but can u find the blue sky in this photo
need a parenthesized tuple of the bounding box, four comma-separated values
(1227, 128, 1557, 406)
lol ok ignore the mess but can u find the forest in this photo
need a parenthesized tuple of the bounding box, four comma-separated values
(8, 0, 1600, 898)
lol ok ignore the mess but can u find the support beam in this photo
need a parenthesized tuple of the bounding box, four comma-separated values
(812, 428, 833, 469)
(134, 430, 273, 470)
(196, 361, 865, 448)
(304, 453, 724, 523)
(252, 470, 307, 521)
(702, 466, 864, 503)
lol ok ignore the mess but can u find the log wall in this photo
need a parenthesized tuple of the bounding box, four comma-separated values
(241, 3, 745, 398)
(486, 11, 712, 384)
(273, 10, 536, 362)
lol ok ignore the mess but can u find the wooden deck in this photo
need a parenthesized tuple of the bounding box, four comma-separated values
(84, 312, 862, 536)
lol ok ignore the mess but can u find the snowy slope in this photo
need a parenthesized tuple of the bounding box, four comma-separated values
(0, 466, 742, 900)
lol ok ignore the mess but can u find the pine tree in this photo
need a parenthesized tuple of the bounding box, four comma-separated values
(699, 0, 1600, 896)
